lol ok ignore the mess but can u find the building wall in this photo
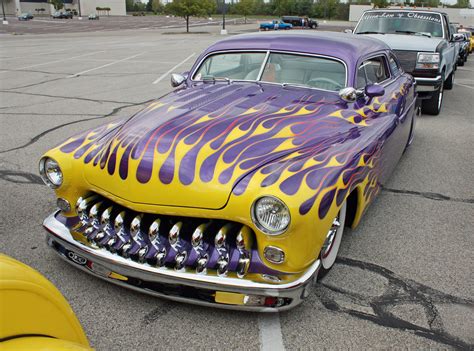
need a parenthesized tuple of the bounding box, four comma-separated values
(3, 0, 126, 16)
(349, 4, 474, 26)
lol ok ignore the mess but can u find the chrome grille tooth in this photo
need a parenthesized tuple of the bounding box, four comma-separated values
(121, 242, 132, 258)
(114, 211, 125, 233)
(88, 201, 103, 229)
(76, 195, 99, 225)
(148, 219, 161, 243)
(216, 256, 229, 276)
(169, 221, 182, 247)
(138, 247, 148, 263)
(175, 251, 187, 270)
(155, 249, 167, 267)
(100, 206, 113, 226)
(196, 254, 208, 274)
(130, 214, 143, 242)
(236, 253, 250, 278)
(191, 223, 209, 249)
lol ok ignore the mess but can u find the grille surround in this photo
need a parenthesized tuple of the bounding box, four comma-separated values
(72, 193, 261, 277)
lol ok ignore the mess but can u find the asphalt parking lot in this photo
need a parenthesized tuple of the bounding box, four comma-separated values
(0, 22, 473, 350)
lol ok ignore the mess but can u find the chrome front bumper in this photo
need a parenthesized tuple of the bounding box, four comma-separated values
(414, 75, 442, 92)
(44, 211, 320, 312)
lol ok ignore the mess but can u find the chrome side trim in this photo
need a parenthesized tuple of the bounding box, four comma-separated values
(43, 211, 320, 311)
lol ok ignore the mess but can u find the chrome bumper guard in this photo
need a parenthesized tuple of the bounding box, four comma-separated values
(44, 211, 320, 312)
(414, 75, 442, 92)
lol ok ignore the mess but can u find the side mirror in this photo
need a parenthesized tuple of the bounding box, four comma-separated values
(452, 33, 464, 42)
(343, 29, 353, 34)
(365, 84, 385, 98)
(171, 73, 186, 88)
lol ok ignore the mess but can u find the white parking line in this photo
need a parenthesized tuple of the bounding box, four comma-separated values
(0, 51, 105, 74)
(67, 52, 146, 78)
(258, 314, 285, 351)
(152, 53, 195, 85)
(455, 82, 474, 90)
(0, 48, 68, 60)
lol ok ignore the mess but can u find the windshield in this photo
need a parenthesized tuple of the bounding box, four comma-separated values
(355, 11, 444, 38)
(193, 51, 346, 91)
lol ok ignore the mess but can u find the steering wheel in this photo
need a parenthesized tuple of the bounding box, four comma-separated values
(306, 77, 343, 91)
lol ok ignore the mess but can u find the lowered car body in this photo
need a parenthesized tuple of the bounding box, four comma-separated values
(41, 32, 416, 311)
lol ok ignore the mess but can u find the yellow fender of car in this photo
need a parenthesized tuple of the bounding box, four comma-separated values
(0, 254, 91, 349)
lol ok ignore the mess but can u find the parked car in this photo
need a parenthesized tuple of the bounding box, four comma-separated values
(460, 31, 473, 54)
(52, 11, 73, 19)
(282, 16, 318, 29)
(260, 20, 292, 31)
(0, 254, 91, 350)
(88, 13, 99, 20)
(450, 23, 462, 68)
(18, 13, 33, 21)
(455, 32, 470, 66)
(40, 32, 416, 311)
(353, 9, 458, 115)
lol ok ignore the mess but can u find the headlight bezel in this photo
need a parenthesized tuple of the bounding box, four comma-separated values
(416, 52, 440, 70)
(251, 195, 291, 235)
(39, 157, 63, 189)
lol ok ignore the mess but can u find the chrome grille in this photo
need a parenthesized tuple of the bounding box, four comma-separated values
(393, 50, 417, 74)
(73, 194, 254, 277)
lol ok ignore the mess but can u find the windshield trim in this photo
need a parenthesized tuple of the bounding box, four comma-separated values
(354, 10, 446, 39)
(190, 49, 348, 92)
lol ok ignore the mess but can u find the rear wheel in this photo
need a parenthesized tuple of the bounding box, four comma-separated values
(318, 202, 347, 280)
(421, 78, 444, 116)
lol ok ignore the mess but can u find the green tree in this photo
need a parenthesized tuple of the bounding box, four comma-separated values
(273, 0, 294, 16)
(372, 0, 388, 8)
(235, 0, 254, 23)
(49, 0, 64, 11)
(454, 0, 469, 7)
(296, 0, 313, 16)
(151, 0, 164, 14)
(126, 0, 134, 12)
(166, 0, 216, 33)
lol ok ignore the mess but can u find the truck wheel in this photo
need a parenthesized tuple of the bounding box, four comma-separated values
(311, 24, 317, 29)
(421, 81, 444, 116)
(444, 70, 454, 90)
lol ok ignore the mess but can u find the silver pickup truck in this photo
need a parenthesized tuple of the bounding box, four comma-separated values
(352, 9, 459, 115)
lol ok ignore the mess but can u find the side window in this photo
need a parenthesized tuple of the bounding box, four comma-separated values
(443, 16, 450, 39)
(356, 56, 390, 88)
(389, 54, 401, 76)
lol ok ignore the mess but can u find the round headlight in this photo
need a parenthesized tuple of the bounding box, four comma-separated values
(39, 157, 63, 188)
(252, 196, 290, 235)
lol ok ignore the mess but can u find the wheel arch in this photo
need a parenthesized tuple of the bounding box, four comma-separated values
(345, 186, 365, 229)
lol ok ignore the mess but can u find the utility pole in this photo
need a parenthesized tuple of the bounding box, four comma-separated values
(221, 0, 227, 35)
(1, 0, 8, 24)
(77, 0, 82, 18)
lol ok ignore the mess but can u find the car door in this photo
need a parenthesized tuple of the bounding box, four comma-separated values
(355, 53, 415, 184)
(442, 15, 456, 74)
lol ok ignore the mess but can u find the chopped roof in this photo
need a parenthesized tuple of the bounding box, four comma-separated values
(202, 31, 390, 65)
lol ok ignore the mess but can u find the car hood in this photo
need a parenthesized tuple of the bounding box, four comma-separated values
(364, 33, 443, 52)
(58, 82, 359, 210)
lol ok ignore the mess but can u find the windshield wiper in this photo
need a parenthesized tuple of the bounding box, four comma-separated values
(356, 31, 385, 34)
(395, 30, 431, 38)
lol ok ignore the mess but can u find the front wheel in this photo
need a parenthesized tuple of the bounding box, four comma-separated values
(318, 201, 347, 279)
(421, 81, 444, 115)
(444, 70, 454, 90)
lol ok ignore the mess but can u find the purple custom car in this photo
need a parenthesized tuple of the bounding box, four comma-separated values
(41, 31, 416, 311)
